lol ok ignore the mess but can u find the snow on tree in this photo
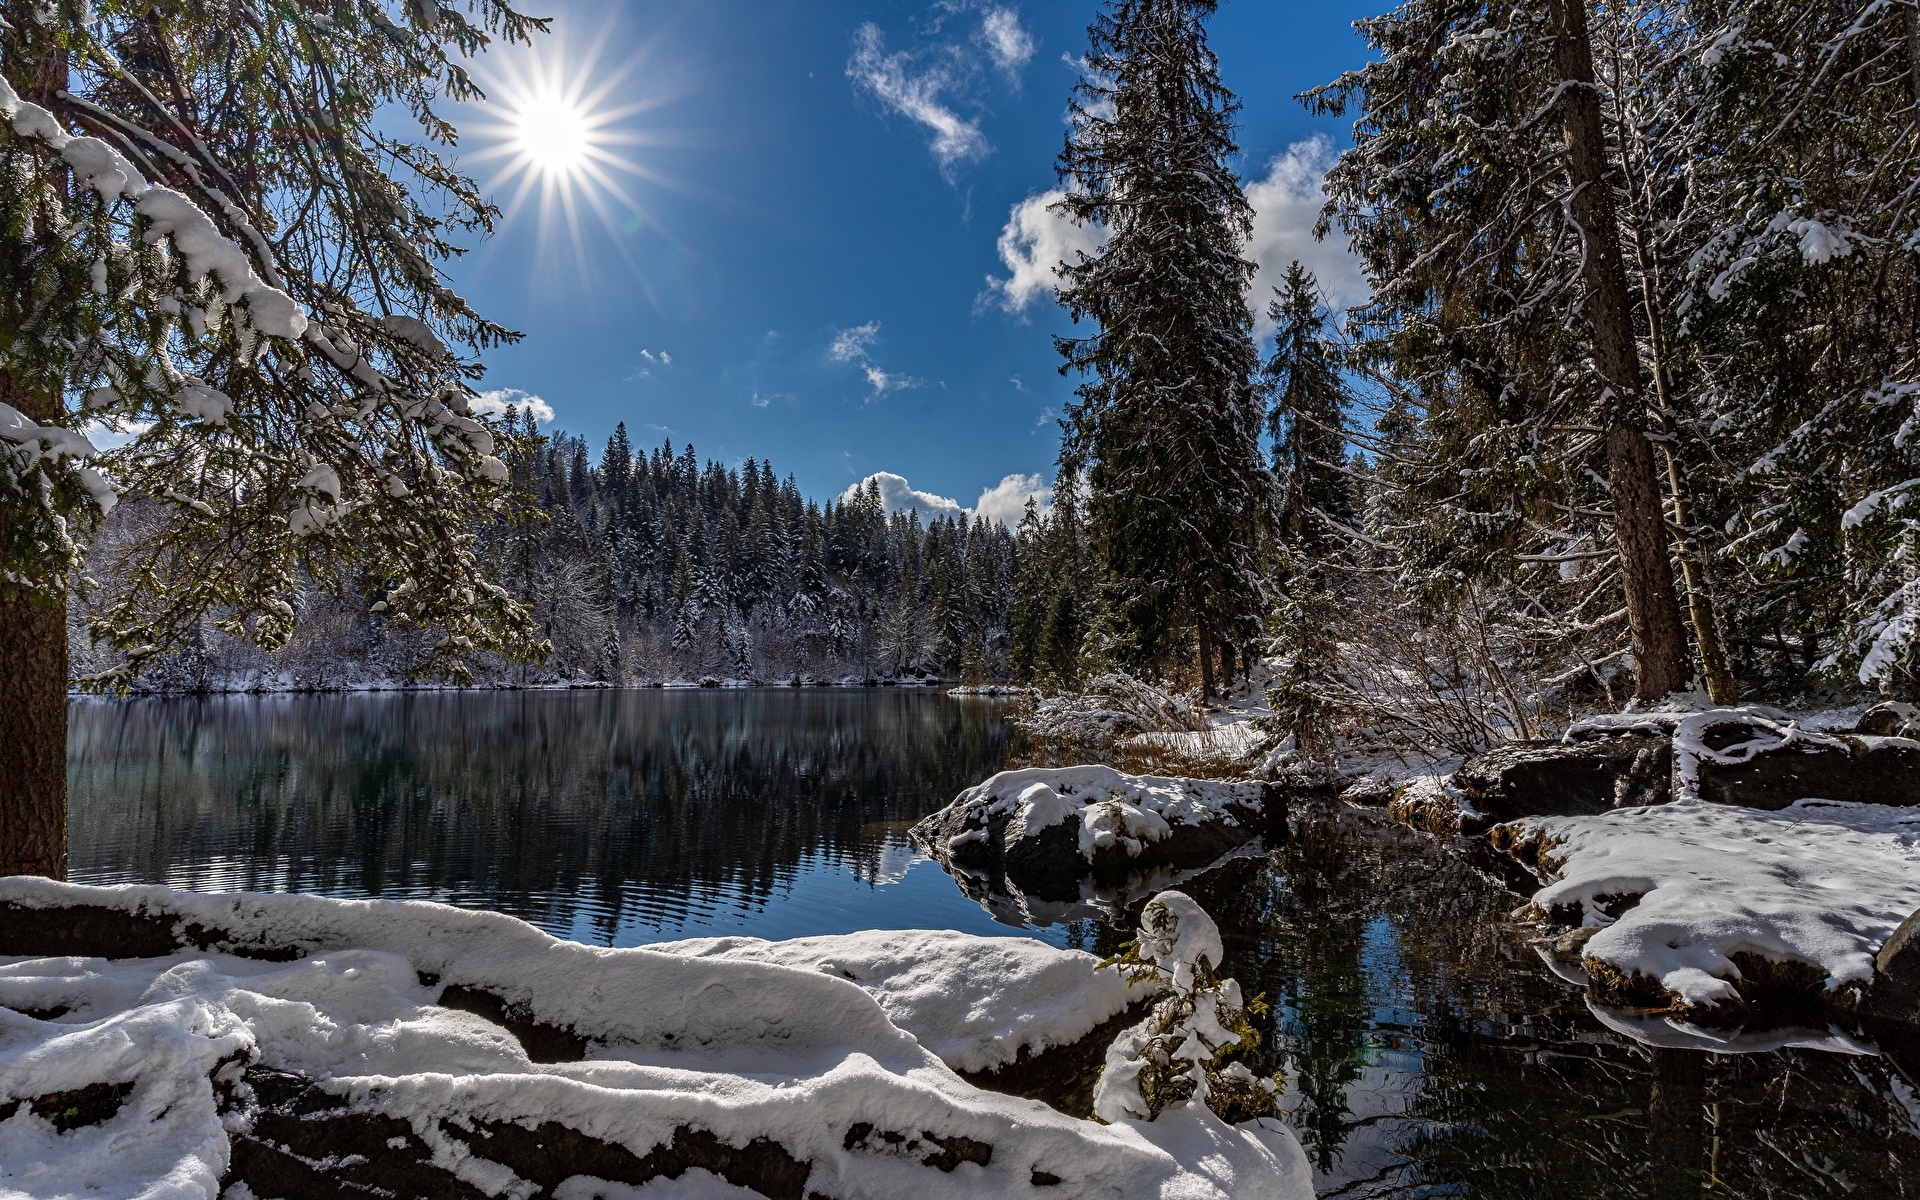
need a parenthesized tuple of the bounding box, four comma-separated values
(1095, 890, 1281, 1124)
(1, 0, 547, 876)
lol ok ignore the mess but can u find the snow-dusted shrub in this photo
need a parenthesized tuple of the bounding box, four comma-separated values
(1094, 891, 1280, 1124)
(1019, 672, 1208, 748)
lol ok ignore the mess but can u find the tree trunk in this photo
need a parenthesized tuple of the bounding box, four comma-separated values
(0, 38, 72, 879)
(1658, 444, 1739, 704)
(0, 587, 68, 879)
(1197, 622, 1216, 701)
(1552, 0, 1692, 701)
(0, 374, 69, 879)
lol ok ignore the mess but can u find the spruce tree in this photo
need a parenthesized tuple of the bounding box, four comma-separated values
(1264, 263, 1353, 556)
(0, 1, 550, 874)
(1055, 0, 1269, 698)
(1262, 264, 1353, 750)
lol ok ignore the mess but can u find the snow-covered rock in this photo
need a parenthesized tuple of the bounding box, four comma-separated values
(911, 766, 1278, 903)
(0, 880, 1310, 1200)
(650, 929, 1148, 1074)
(1498, 799, 1920, 1016)
(1673, 709, 1920, 808)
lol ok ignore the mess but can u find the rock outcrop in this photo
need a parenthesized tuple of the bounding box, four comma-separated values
(1454, 734, 1672, 821)
(911, 766, 1283, 904)
(1682, 711, 1920, 808)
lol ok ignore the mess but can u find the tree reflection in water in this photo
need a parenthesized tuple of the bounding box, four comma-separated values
(69, 690, 1018, 944)
(1148, 804, 1918, 1199)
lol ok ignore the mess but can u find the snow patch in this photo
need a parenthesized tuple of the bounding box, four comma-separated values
(650, 928, 1144, 1073)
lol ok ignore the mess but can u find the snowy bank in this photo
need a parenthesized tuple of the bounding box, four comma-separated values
(911, 767, 1279, 905)
(1499, 799, 1920, 1016)
(0, 881, 1310, 1199)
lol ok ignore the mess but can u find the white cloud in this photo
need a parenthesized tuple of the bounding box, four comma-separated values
(848, 24, 989, 172)
(81, 420, 152, 452)
(974, 472, 1052, 526)
(844, 469, 1053, 528)
(829, 322, 921, 396)
(829, 322, 880, 363)
(1245, 136, 1368, 327)
(981, 189, 1107, 314)
(977, 7, 1035, 74)
(471, 388, 556, 424)
(982, 138, 1367, 327)
(843, 471, 966, 520)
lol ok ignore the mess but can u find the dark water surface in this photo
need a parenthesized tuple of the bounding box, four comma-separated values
(69, 691, 1919, 1198)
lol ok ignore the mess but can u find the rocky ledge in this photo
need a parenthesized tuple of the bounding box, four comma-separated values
(1349, 704, 1920, 1052)
(1376, 703, 1920, 841)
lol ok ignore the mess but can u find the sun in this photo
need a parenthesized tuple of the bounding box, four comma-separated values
(459, 21, 677, 279)
(514, 92, 593, 178)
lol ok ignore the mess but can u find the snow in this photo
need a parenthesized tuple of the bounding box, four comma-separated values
(61, 137, 147, 203)
(0, 74, 306, 343)
(1668, 707, 1851, 801)
(1515, 799, 1920, 1009)
(0, 401, 98, 462)
(1124, 720, 1267, 760)
(938, 766, 1263, 861)
(0, 880, 1309, 1200)
(295, 463, 343, 502)
(649, 928, 1146, 1073)
(557, 1170, 764, 1199)
(378, 314, 450, 359)
(135, 190, 307, 340)
(1091, 893, 1278, 1129)
(171, 382, 233, 427)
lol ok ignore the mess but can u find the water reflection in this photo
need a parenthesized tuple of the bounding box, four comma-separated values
(1148, 804, 1920, 1199)
(69, 693, 1919, 1196)
(68, 690, 1030, 945)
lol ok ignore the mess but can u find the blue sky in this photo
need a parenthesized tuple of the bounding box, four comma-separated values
(447, 0, 1377, 520)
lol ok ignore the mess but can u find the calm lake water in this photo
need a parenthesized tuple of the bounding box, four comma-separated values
(68, 690, 1920, 1198)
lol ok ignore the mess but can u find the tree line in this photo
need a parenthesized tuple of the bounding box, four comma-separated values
(481, 411, 1017, 683)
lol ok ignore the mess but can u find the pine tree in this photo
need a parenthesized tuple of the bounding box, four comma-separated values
(1056, 0, 1269, 699)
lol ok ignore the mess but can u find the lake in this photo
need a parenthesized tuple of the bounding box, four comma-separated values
(68, 690, 1919, 1198)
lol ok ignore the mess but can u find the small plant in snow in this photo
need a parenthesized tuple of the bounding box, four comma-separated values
(1094, 890, 1280, 1125)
